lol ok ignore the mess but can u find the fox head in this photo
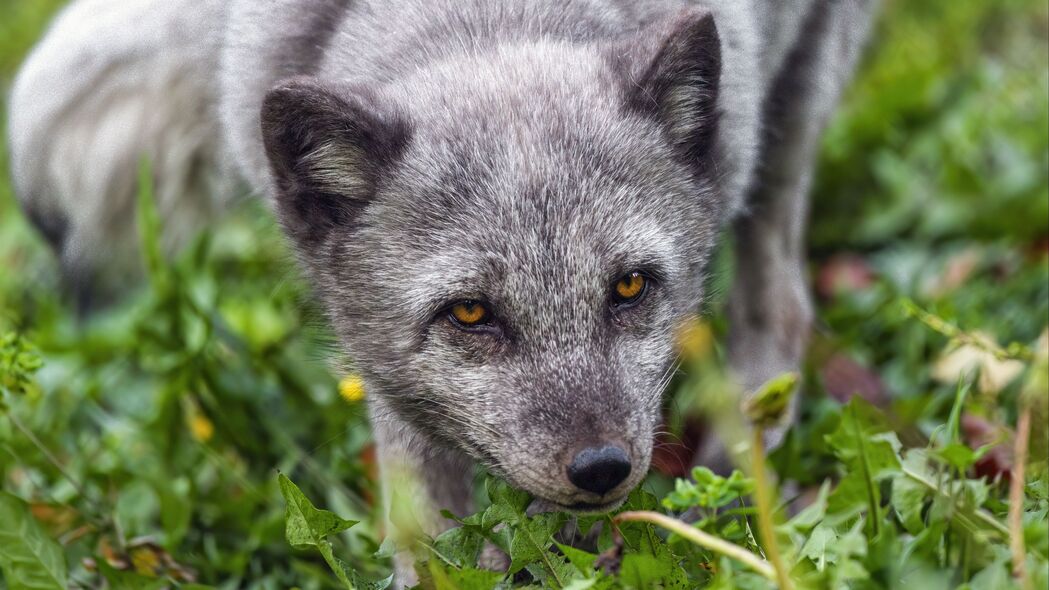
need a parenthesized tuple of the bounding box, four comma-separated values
(261, 10, 724, 511)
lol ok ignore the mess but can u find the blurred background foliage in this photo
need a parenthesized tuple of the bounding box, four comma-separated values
(0, 0, 1046, 587)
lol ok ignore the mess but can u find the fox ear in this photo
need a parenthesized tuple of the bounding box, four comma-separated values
(261, 77, 410, 247)
(615, 10, 721, 167)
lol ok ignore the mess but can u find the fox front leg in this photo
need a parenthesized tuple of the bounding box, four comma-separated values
(369, 399, 474, 586)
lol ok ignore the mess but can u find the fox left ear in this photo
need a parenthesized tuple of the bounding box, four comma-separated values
(261, 77, 411, 248)
(612, 10, 721, 168)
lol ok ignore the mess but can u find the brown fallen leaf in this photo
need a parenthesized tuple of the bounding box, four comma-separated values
(923, 248, 982, 298)
(961, 413, 1012, 483)
(820, 353, 890, 406)
(815, 253, 875, 300)
(29, 502, 79, 537)
(87, 537, 197, 582)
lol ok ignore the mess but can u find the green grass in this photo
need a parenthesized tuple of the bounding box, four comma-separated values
(0, 1, 1046, 588)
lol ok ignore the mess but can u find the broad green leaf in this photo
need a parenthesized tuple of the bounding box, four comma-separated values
(576, 513, 606, 538)
(704, 558, 770, 590)
(826, 469, 872, 520)
(800, 523, 837, 571)
(441, 566, 503, 590)
(823, 521, 870, 587)
(485, 478, 531, 516)
(0, 493, 67, 590)
(432, 525, 485, 568)
(563, 578, 599, 590)
(826, 432, 902, 519)
(453, 567, 504, 589)
(788, 480, 831, 532)
(933, 441, 977, 471)
(278, 473, 358, 549)
(426, 558, 457, 590)
(337, 560, 394, 590)
(1023, 507, 1049, 560)
(891, 474, 929, 535)
(373, 537, 399, 560)
(278, 474, 368, 590)
(619, 548, 690, 590)
(965, 559, 1014, 590)
(623, 487, 661, 512)
(556, 542, 598, 575)
(824, 399, 898, 464)
(507, 513, 566, 574)
(481, 479, 531, 530)
(825, 400, 902, 534)
(525, 552, 577, 588)
(481, 503, 519, 532)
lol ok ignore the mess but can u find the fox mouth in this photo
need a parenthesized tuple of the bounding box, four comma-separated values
(512, 479, 632, 515)
(538, 493, 629, 515)
(562, 497, 627, 514)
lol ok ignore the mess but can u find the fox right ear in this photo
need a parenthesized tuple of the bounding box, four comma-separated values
(261, 77, 411, 247)
(612, 10, 721, 170)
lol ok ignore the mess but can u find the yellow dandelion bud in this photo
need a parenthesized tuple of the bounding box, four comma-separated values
(677, 318, 714, 360)
(188, 413, 214, 443)
(339, 375, 366, 403)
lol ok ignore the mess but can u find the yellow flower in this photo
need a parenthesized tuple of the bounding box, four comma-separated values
(676, 318, 714, 361)
(130, 546, 161, 576)
(188, 413, 214, 443)
(339, 375, 366, 403)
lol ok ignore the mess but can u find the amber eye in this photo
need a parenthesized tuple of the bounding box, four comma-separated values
(612, 271, 649, 306)
(449, 301, 490, 327)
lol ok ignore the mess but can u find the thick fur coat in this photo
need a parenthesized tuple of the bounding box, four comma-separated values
(9, 0, 878, 584)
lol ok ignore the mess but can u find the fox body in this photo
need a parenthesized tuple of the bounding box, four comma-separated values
(9, 0, 877, 582)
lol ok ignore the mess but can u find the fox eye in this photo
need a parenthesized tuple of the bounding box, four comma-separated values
(448, 300, 491, 328)
(611, 271, 649, 308)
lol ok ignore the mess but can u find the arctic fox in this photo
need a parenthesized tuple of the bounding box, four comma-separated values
(9, 0, 877, 583)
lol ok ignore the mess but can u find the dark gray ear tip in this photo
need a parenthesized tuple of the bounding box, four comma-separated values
(262, 79, 309, 138)
(267, 75, 327, 96)
(616, 7, 723, 174)
(260, 77, 362, 163)
(667, 9, 721, 55)
(261, 76, 337, 124)
(264, 77, 310, 110)
(676, 7, 717, 29)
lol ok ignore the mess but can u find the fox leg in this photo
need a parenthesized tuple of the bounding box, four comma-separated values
(698, 0, 879, 470)
(368, 399, 474, 586)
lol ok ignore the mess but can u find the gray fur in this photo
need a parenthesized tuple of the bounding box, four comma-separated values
(7, 0, 237, 300)
(8, 0, 878, 584)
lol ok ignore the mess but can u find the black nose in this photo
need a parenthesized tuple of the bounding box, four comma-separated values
(567, 445, 632, 496)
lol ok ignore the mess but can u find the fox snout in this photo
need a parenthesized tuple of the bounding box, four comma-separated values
(514, 431, 652, 511)
(565, 444, 632, 497)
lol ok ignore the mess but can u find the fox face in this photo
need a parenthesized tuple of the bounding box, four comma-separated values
(262, 11, 724, 510)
